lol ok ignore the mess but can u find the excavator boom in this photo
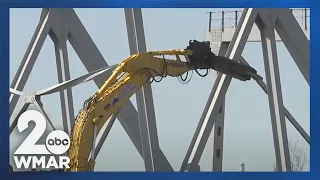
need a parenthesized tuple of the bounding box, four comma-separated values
(66, 40, 258, 171)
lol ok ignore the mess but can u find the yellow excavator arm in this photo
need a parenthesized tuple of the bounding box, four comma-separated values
(67, 40, 258, 171)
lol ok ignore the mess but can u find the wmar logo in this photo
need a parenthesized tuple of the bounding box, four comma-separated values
(13, 110, 70, 170)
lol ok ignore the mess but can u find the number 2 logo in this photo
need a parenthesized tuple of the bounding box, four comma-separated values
(14, 110, 51, 155)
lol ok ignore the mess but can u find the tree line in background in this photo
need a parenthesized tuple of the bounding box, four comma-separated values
(273, 140, 308, 172)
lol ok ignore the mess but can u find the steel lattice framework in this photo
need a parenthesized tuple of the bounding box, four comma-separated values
(9, 8, 310, 172)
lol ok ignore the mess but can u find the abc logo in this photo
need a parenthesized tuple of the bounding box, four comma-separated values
(45, 130, 70, 155)
(47, 138, 69, 146)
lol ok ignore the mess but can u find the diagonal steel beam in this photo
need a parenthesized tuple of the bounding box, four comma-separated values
(10, 103, 30, 135)
(240, 57, 310, 144)
(275, 9, 310, 85)
(93, 112, 118, 159)
(180, 8, 259, 172)
(10, 9, 51, 117)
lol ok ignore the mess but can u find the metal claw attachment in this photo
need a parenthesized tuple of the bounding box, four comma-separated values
(186, 40, 214, 69)
(186, 39, 259, 81)
(212, 56, 258, 81)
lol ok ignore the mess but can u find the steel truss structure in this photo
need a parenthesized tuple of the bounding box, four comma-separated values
(9, 8, 310, 172)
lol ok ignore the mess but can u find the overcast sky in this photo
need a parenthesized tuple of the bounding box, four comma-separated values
(9, 8, 310, 172)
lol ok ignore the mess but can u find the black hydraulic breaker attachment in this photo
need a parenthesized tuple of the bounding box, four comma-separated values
(186, 40, 258, 81)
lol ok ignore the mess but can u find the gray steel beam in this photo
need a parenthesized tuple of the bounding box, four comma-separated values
(275, 9, 310, 85)
(239, 57, 310, 144)
(50, 23, 75, 136)
(186, 164, 201, 172)
(10, 103, 30, 134)
(257, 9, 291, 171)
(180, 8, 258, 172)
(124, 8, 173, 172)
(212, 42, 228, 172)
(93, 113, 118, 159)
(10, 9, 51, 117)
(282, 109, 310, 144)
(35, 65, 118, 96)
(34, 97, 56, 131)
